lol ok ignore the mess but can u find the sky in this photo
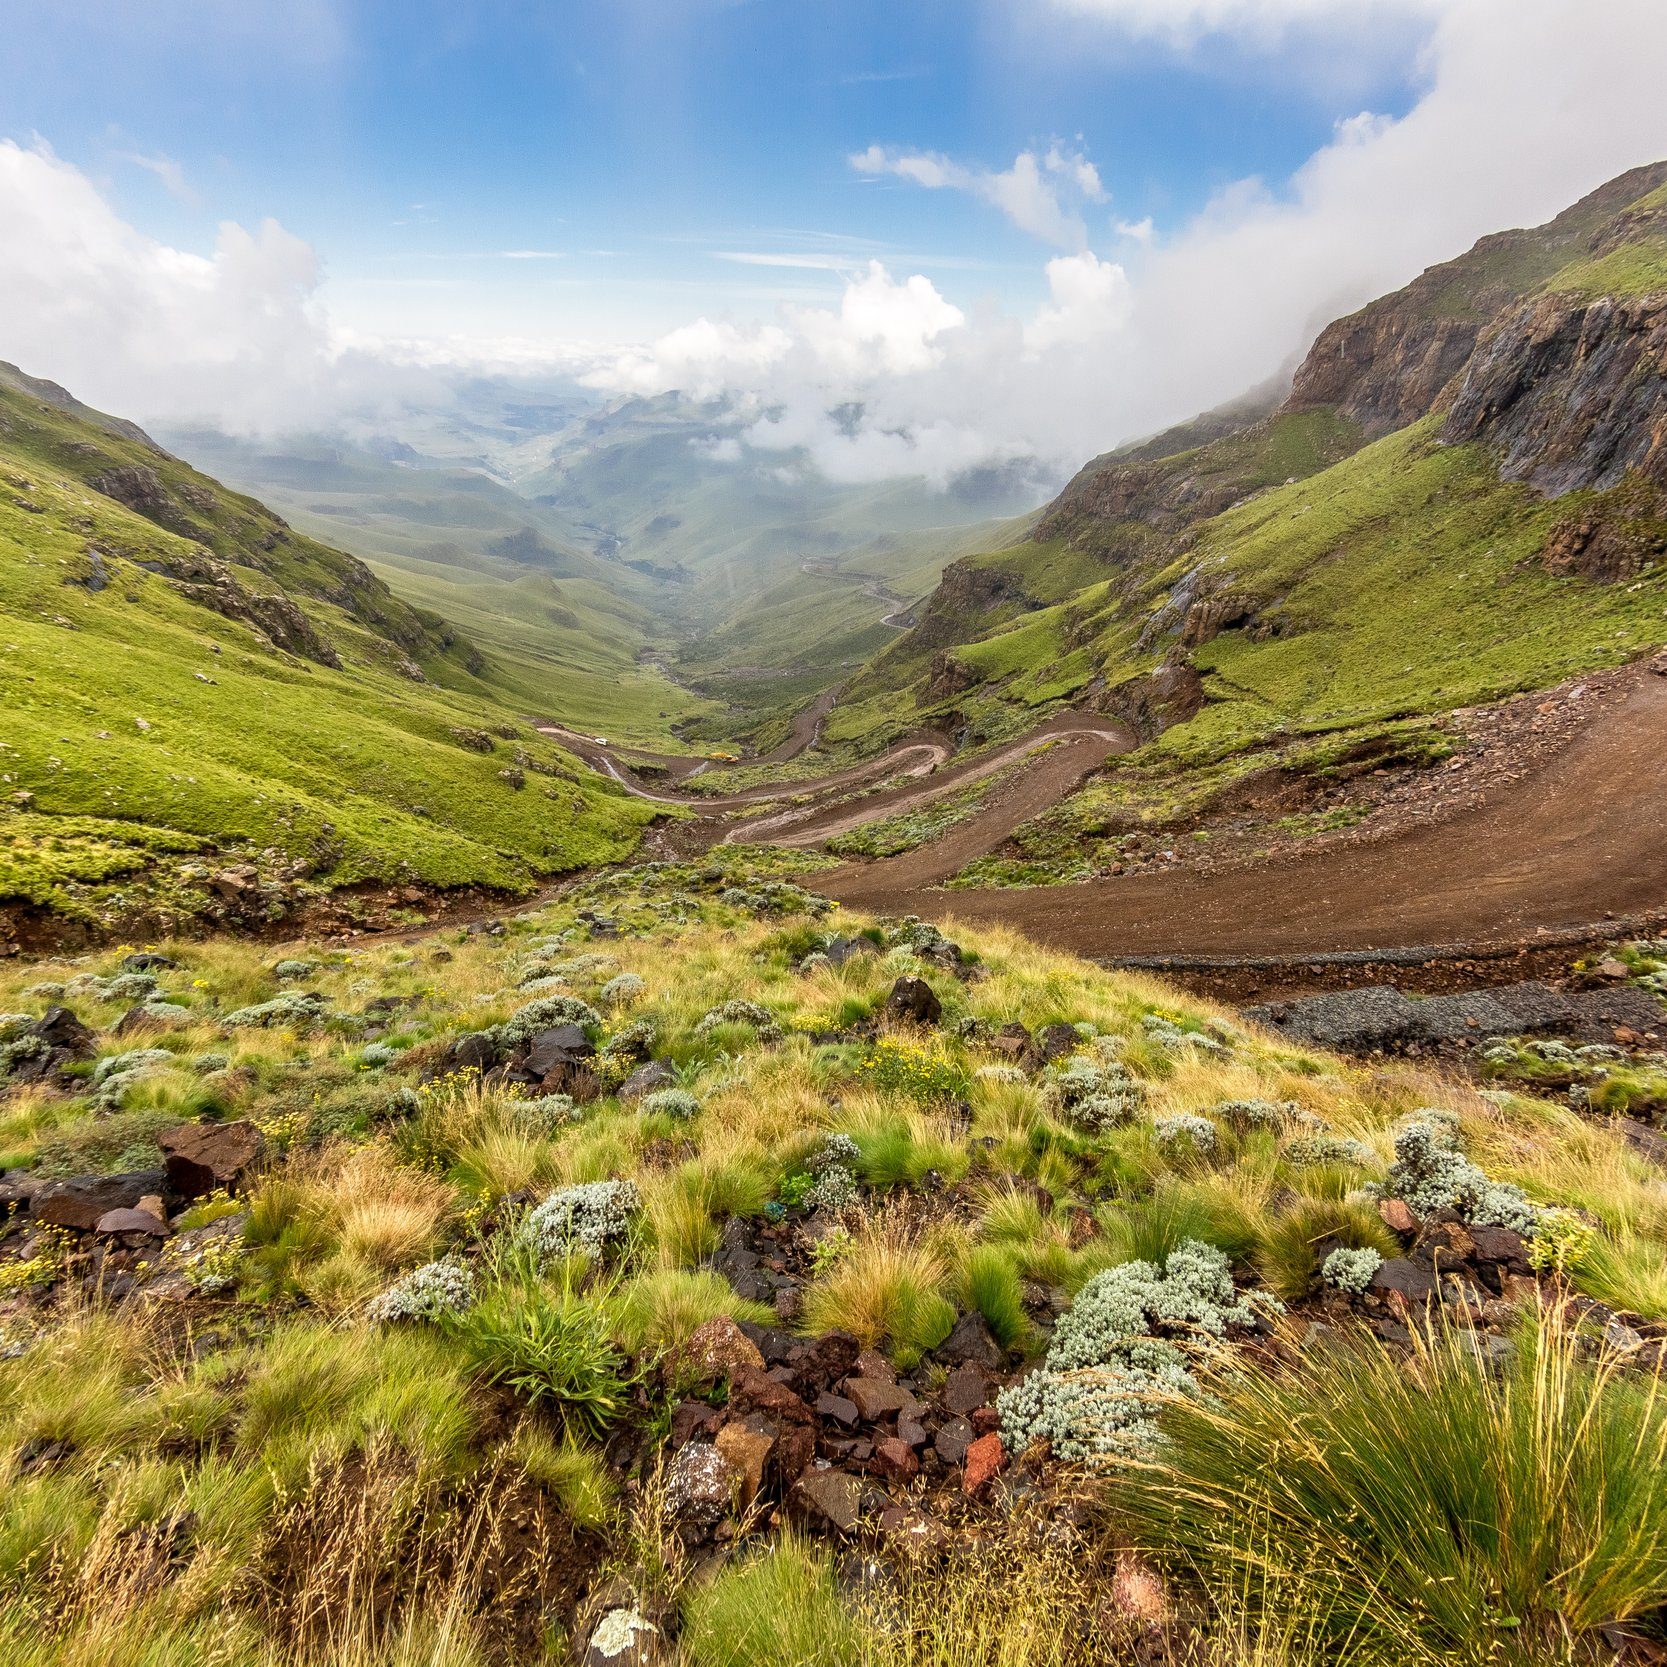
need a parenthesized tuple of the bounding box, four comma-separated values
(2, 0, 1666, 482)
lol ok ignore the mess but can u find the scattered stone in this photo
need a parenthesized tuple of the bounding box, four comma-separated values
(1378, 1198, 1418, 1235)
(94, 1204, 168, 1236)
(663, 1442, 737, 1529)
(940, 1362, 990, 1417)
(870, 1435, 920, 1481)
(34, 1169, 170, 1231)
(885, 976, 941, 1027)
(962, 1431, 1005, 1495)
(815, 1392, 859, 1428)
(939, 1311, 1004, 1371)
(934, 1416, 974, 1465)
(676, 1315, 765, 1387)
(852, 1348, 897, 1383)
(791, 1467, 862, 1534)
(620, 1061, 677, 1102)
(159, 1120, 264, 1197)
(1034, 1023, 1078, 1062)
(844, 1378, 912, 1421)
(714, 1420, 774, 1511)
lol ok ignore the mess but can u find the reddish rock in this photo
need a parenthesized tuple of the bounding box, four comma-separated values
(962, 1432, 1005, 1495)
(714, 1421, 774, 1511)
(34, 1170, 169, 1231)
(1378, 1198, 1417, 1236)
(790, 1329, 862, 1388)
(94, 1206, 168, 1236)
(970, 1406, 1001, 1437)
(676, 1316, 765, 1387)
(729, 1367, 814, 1426)
(771, 1424, 817, 1489)
(668, 1401, 722, 1450)
(1371, 1259, 1438, 1302)
(871, 1436, 919, 1482)
(159, 1120, 264, 1198)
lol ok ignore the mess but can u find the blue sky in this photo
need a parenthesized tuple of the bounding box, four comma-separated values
(2, 0, 1433, 339)
(2, 1, 1661, 473)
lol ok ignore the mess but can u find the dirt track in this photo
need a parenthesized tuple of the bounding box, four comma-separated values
(825, 672, 1667, 957)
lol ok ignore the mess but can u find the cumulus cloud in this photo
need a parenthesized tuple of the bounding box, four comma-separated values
(0, 138, 418, 430)
(850, 142, 1106, 248)
(594, 0, 1667, 484)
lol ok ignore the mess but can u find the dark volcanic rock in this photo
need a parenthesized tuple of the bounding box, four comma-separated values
(885, 976, 941, 1027)
(34, 1169, 169, 1230)
(160, 1120, 264, 1197)
(1246, 987, 1419, 1050)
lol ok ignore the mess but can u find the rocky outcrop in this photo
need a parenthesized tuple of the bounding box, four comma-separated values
(135, 545, 344, 667)
(902, 558, 1035, 654)
(1441, 292, 1667, 496)
(1035, 450, 1251, 552)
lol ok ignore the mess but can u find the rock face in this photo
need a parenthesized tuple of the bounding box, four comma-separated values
(160, 1121, 265, 1197)
(1442, 292, 1667, 496)
(34, 1169, 170, 1230)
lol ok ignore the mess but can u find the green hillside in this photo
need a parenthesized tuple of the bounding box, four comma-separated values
(824, 162, 1667, 865)
(0, 379, 661, 941)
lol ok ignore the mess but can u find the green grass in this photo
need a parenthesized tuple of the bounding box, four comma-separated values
(1543, 238, 1667, 298)
(0, 443, 656, 922)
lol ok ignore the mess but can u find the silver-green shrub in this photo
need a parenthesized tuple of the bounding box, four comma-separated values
(640, 1087, 701, 1121)
(600, 973, 647, 1008)
(367, 1258, 476, 1323)
(1321, 1246, 1383, 1294)
(1378, 1119, 1539, 1232)
(1153, 1113, 1219, 1159)
(517, 1180, 641, 1260)
(693, 1000, 782, 1042)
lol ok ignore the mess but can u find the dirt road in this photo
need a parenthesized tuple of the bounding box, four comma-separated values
(824, 672, 1667, 957)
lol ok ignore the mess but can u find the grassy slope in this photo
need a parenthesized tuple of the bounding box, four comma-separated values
(0, 426, 658, 926)
(3, 870, 1667, 1662)
(166, 429, 718, 747)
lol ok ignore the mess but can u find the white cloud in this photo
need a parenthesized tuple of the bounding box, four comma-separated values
(593, 0, 1667, 485)
(1048, 0, 1448, 46)
(849, 142, 1106, 248)
(0, 137, 423, 431)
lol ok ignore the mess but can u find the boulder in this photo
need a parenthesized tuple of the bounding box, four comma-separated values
(29, 1006, 94, 1055)
(1034, 1023, 1079, 1062)
(852, 1347, 897, 1383)
(34, 1169, 169, 1231)
(845, 1378, 911, 1421)
(871, 1435, 919, 1481)
(1370, 1258, 1438, 1302)
(525, 1023, 594, 1075)
(94, 1205, 169, 1236)
(824, 936, 879, 969)
(934, 1416, 974, 1465)
(446, 1032, 498, 1076)
(885, 977, 941, 1027)
(815, 1392, 859, 1428)
(1377, 1198, 1418, 1236)
(728, 1366, 815, 1427)
(940, 1362, 990, 1417)
(160, 1120, 264, 1198)
(788, 1328, 862, 1389)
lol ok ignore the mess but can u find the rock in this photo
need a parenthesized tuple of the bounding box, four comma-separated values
(1034, 1023, 1079, 1062)
(1469, 1225, 1531, 1272)
(1617, 1118, 1667, 1168)
(844, 1378, 911, 1422)
(870, 1436, 919, 1481)
(1595, 957, 1632, 982)
(962, 1432, 1005, 1495)
(34, 1169, 170, 1231)
(1489, 982, 1583, 1033)
(446, 1031, 498, 1076)
(120, 952, 177, 972)
(663, 1442, 737, 1528)
(584, 1608, 661, 1667)
(525, 1024, 594, 1075)
(791, 1468, 862, 1534)
(737, 1320, 798, 1365)
(934, 1416, 974, 1465)
(789, 1329, 862, 1389)
(1404, 991, 1519, 1044)
(874, 1505, 950, 1556)
(824, 936, 878, 969)
(815, 1392, 859, 1428)
(676, 1316, 765, 1387)
(668, 1401, 722, 1451)
(885, 976, 941, 1027)
(990, 1022, 1033, 1062)
(940, 1363, 990, 1417)
(93, 1205, 168, 1236)
(939, 1312, 1004, 1371)
(620, 1061, 677, 1102)
(1245, 987, 1419, 1051)
(1370, 1259, 1438, 1302)
(728, 1366, 814, 1427)
(30, 1006, 95, 1055)
(714, 1420, 775, 1511)
(1377, 1198, 1418, 1236)
(852, 1348, 897, 1383)
(159, 1120, 264, 1198)
(896, 1417, 928, 1450)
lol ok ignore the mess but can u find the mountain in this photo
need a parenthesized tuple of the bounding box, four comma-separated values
(0, 369, 658, 949)
(826, 165, 1667, 807)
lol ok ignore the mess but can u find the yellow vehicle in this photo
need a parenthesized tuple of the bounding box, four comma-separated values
(706, 750, 740, 762)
